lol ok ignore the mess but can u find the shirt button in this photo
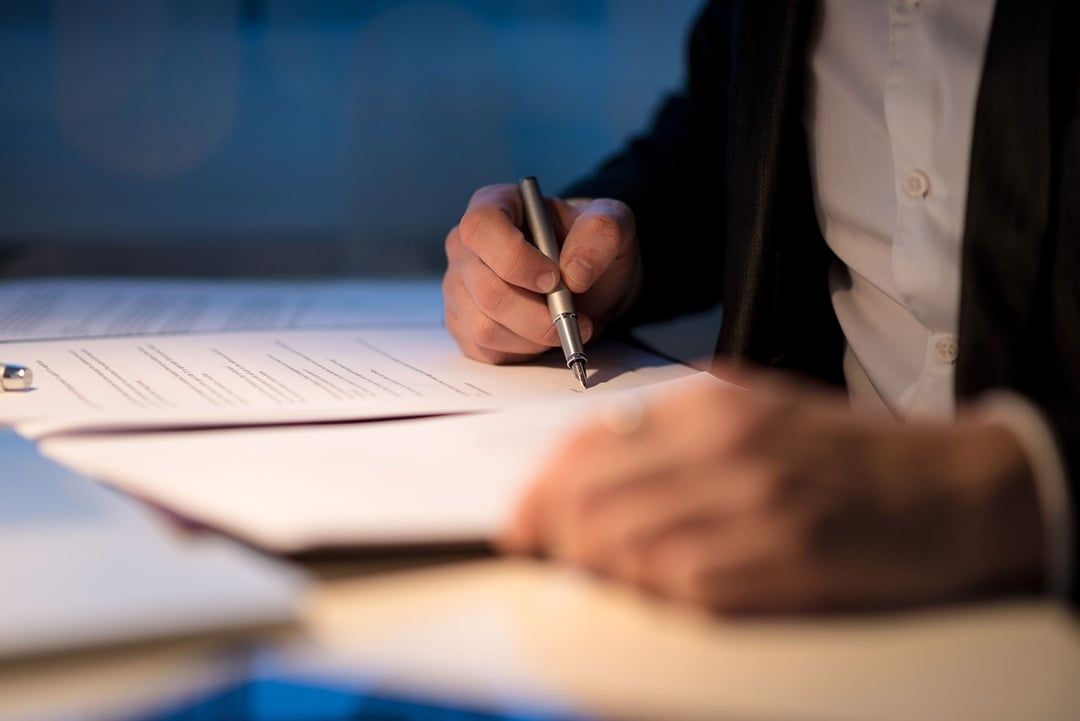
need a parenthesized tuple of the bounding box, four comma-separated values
(904, 170, 931, 198)
(935, 335, 958, 364)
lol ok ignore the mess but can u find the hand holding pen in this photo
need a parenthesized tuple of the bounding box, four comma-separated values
(442, 180, 641, 381)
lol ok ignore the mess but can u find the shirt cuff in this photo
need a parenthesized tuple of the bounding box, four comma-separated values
(974, 391, 1074, 598)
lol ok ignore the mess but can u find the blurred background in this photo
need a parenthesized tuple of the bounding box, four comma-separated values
(0, 0, 700, 277)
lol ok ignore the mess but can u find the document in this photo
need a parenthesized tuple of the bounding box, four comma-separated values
(42, 375, 717, 553)
(0, 328, 692, 437)
(1, 430, 306, 659)
(0, 277, 443, 342)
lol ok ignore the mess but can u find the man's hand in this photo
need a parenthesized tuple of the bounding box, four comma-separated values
(501, 371, 1046, 613)
(443, 184, 641, 364)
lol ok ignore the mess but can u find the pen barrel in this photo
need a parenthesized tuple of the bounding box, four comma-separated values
(520, 176, 580, 321)
(553, 312, 586, 367)
(520, 176, 587, 370)
(519, 176, 562, 262)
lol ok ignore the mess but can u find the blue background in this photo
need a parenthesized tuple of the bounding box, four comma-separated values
(0, 0, 700, 274)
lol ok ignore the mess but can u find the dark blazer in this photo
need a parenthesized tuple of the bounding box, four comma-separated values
(565, 0, 1080, 603)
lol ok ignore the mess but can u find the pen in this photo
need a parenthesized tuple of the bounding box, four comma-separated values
(0, 362, 33, 393)
(519, 176, 589, 389)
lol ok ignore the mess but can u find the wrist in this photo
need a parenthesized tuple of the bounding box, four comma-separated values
(949, 420, 1045, 593)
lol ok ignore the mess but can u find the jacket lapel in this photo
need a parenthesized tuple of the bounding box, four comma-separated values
(956, 0, 1057, 396)
(718, 0, 842, 378)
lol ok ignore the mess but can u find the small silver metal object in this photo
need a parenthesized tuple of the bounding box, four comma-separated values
(0, 363, 33, 392)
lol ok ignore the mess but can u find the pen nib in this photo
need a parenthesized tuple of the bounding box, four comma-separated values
(570, 360, 588, 389)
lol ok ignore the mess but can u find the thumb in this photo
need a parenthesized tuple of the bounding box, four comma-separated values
(557, 199, 636, 294)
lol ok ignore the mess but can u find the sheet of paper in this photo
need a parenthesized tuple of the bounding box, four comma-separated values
(1, 430, 306, 660)
(0, 277, 443, 342)
(0, 327, 693, 437)
(41, 375, 719, 552)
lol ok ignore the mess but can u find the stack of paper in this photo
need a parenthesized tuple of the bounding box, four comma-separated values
(0, 327, 689, 438)
(0, 277, 444, 342)
(41, 379, 707, 553)
(2, 277, 701, 556)
(1, 430, 306, 660)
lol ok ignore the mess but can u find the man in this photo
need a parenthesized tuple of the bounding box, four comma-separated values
(442, 0, 1078, 613)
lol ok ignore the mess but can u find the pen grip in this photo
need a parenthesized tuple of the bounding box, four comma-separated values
(519, 177, 577, 321)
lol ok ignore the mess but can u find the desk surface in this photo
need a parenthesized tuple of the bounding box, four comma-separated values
(3, 300, 1077, 721)
(2, 554, 1079, 721)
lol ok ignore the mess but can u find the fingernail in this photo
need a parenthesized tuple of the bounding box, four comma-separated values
(536, 272, 557, 293)
(565, 258, 594, 288)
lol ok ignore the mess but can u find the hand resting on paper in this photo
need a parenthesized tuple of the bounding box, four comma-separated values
(500, 370, 1047, 614)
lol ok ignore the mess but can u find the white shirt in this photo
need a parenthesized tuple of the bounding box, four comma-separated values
(806, 0, 1071, 594)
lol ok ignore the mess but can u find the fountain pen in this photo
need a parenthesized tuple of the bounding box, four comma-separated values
(519, 176, 589, 389)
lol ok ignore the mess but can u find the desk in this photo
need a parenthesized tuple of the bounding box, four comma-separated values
(2, 554, 1079, 721)
(2, 299, 1077, 720)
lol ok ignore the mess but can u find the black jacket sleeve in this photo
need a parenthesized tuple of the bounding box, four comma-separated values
(562, 1, 733, 325)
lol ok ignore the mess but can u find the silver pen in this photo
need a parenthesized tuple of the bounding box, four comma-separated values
(0, 362, 33, 393)
(519, 176, 589, 389)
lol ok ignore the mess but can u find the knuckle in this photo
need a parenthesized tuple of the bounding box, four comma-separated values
(538, 321, 559, 346)
(705, 588, 755, 616)
(458, 206, 499, 249)
(470, 183, 512, 204)
(569, 523, 606, 565)
(714, 398, 767, 451)
(620, 543, 652, 586)
(446, 313, 472, 353)
(501, 238, 535, 276)
(567, 423, 610, 452)
(441, 269, 456, 299)
(583, 213, 622, 249)
(472, 274, 510, 316)
(520, 309, 555, 345)
(795, 569, 834, 612)
(471, 313, 501, 347)
(691, 383, 734, 417)
(552, 427, 606, 469)
(444, 226, 462, 257)
(798, 505, 843, 557)
(750, 465, 792, 509)
(445, 311, 461, 345)
(608, 198, 634, 224)
(669, 548, 714, 605)
(463, 342, 502, 365)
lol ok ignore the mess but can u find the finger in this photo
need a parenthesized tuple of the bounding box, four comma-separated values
(499, 424, 620, 555)
(529, 424, 676, 562)
(513, 393, 715, 562)
(503, 381, 752, 558)
(444, 225, 471, 265)
(559, 199, 636, 293)
(459, 185, 560, 293)
(499, 471, 548, 555)
(566, 458, 783, 578)
(636, 520, 815, 613)
(446, 275, 552, 357)
(443, 274, 542, 365)
(458, 256, 593, 346)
